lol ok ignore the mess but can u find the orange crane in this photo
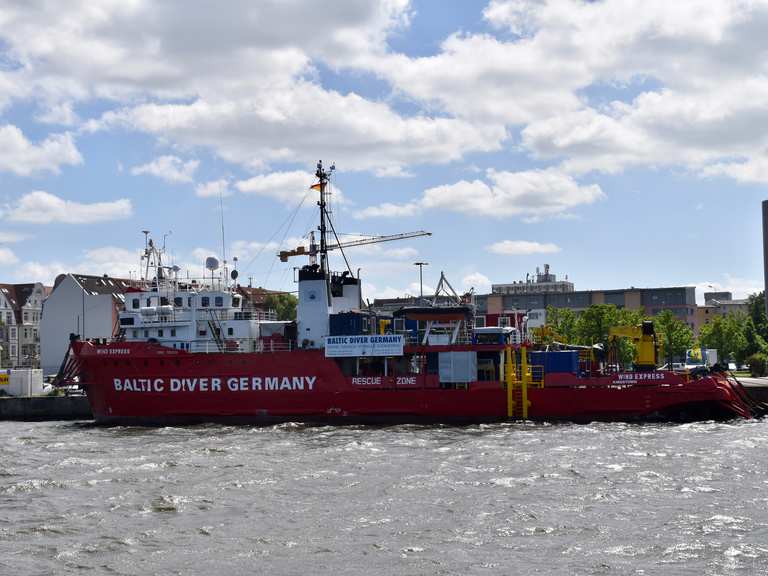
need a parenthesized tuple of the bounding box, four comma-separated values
(278, 230, 431, 263)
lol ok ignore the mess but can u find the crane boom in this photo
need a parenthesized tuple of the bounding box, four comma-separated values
(279, 230, 431, 262)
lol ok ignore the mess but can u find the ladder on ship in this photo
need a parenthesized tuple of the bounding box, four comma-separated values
(504, 346, 543, 420)
(206, 310, 224, 352)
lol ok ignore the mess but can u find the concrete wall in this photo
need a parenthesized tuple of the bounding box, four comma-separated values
(41, 275, 117, 375)
(0, 395, 92, 420)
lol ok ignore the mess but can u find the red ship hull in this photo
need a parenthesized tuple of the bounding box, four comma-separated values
(64, 341, 756, 425)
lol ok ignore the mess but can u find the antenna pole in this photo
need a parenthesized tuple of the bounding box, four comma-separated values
(315, 160, 334, 275)
(317, 161, 328, 274)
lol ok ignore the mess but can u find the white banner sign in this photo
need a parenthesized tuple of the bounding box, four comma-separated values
(324, 335, 404, 357)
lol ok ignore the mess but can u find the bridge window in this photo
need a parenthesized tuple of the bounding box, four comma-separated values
(232, 297, 240, 308)
(158, 329, 164, 338)
(227, 327, 234, 336)
(174, 297, 183, 307)
(132, 298, 139, 309)
(160, 297, 169, 306)
(215, 296, 224, 307)
(201, 297, 210, 308)
(171, 329, 176, 337)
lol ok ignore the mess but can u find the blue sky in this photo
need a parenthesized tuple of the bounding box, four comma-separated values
(0, 0, 764, 301)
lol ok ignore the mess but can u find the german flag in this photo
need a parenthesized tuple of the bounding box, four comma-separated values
(310, 182, 322, 191)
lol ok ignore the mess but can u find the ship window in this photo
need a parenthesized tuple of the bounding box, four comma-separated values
(144, 330, 149, 338)
(132, 330, 138, 338)
(160, 297, 169, 306)
(174, 297, 183, 307)
(215, 296, 223, 307)
(201, 297, 210, 308)
(171, 329, 176, 337)
(188, 297, 193, 307)
(146, 298, 152, 307)
(227, 327, 234, 336)
(232, 297, 240, 308)
(132, 298, 139, 309)
(199, 329, 207, 336)
(158, 329, 164, 337)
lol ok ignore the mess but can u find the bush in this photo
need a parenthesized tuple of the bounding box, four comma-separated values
(747, 352, 768, 377)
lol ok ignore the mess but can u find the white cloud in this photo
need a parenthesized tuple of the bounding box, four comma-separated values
(2, 0, 768, 187)
(13, 260, 68, 284)
(95, 88, 503, 174)
(695, 275, 763, 304)
(0, 247, 19, 265)
(195, 179, 232, 198)
(0, 232, 27, 243)
(356, 169, 603, 219)
(35, 102, 79, 126)
(356, 202, 420, 219)
(8, 191, 132, 224)
(462, 272, 492, 293)
(131, 155, 199, 184)
(486, 240, 561, 255)
(0, 125, 82, 175)
(235, 170, 318, 204)
(702, 154, 768, 184)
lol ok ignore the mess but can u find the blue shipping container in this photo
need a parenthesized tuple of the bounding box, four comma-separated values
(529, 351, 578, 374)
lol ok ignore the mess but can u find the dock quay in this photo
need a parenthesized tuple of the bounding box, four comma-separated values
(739, 377, 768, 404)
(0, 395, 92, 421)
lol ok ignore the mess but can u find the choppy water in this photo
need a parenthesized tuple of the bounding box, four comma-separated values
(2, 420, 768, 575)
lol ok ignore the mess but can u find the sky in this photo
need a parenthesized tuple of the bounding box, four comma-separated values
(0, 0, 765, 303)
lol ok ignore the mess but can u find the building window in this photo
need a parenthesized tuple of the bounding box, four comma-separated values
(23, 312, 28, 322)
(201, 297, 210, 308)
(174, 297, 183, 308)
(10, 327, 16, 339)
(215, 296, 224, 307)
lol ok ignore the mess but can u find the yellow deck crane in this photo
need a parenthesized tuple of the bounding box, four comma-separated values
(608, 321, 660, 371)
(278, 230, 432, 263)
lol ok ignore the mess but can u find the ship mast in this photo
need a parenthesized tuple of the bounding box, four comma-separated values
(316, 160, 334, 275)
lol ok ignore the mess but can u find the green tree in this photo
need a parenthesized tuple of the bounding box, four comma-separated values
(743, 317, 768, 358)
(653, 310, 694, 365)
(698, 313, 748, 364)
(747, 291, 768, 339)
(264, 293, 298, 321)
(544, 306, 578, 343)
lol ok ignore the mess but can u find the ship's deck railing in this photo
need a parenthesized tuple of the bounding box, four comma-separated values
(120, 309, 279, 326)
(122, 337, 294, 354)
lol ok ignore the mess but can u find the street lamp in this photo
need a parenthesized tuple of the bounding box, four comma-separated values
(414, 262, 429, 303)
